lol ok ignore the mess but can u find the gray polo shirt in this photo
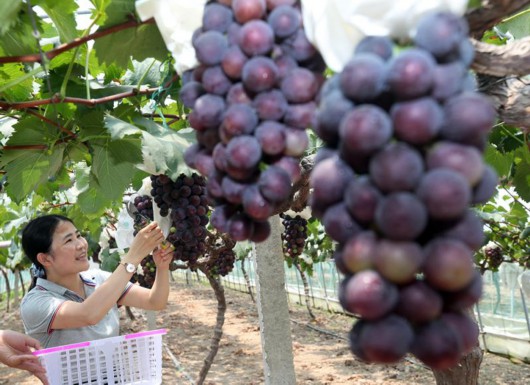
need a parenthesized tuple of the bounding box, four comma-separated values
(20, 269, 133, 348)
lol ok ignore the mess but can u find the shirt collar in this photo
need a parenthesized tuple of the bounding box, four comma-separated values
(36, 272, 96, 295)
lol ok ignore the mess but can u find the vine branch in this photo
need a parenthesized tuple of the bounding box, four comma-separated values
(0, 18, 155, 64)
(465, 0, 530, 38)
(471, 37, 530, 77)
(0, 86, 159, 110)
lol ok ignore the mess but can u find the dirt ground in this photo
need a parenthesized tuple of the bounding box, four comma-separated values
(2, 277, 530, 385)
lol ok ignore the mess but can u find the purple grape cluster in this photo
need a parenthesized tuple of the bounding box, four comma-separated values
(131, 255, 156, 289)
(133, 195, 154, 218)
(206, 247, 237, 277)
(181, 0, 325, 242)
(311, 12, 498, 369)
(150, 173, 210, 266)
(130, 196, 157, 287)
(280, 213, 307, 258)
(484, 245, 504, 270)
(131, 195, 153, 242)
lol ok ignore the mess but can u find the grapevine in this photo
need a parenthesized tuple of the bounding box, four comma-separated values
(311, 11, 497, 369)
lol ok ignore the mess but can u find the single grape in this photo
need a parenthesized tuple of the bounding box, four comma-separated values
(423, 238, 475, 292)
(340, 270, 399, 320)
(386, 48, 436, 99)
(194, 30, 228, 66)
(339, 53, 387, 102)
(339, 105, 392, 156)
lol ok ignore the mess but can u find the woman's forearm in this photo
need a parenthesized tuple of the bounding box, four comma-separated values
(146, 268, 170, 310)
(77, 264, 137, 325)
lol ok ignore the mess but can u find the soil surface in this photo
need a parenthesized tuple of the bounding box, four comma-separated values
(2, 277, 530, 384)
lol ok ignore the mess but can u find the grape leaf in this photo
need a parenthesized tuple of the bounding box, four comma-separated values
(65, 142, 91, 163)
(104, 115, 191, 180)
(134, 117, 192, 180)
(0, 12, 41, 56)
(108, 137, 142, 164)
(122, 59, 163, 87)
(513, 148, 530, 202)
(77, 173, 112, 214)
(34, 0, 78, 43)
(104, 114, 142, 139)
(1, 117, 51, 149)
(497, 9, 530, 39)
(488, 124, 524, 153)
(35, 164, 72, 200)
(98, 0, 136, 27)
(0, 0, 23, 35)
(91, 143, 137, 200)
(4, 145, 65, 202)
(0, 63, 33, 102)
(484, 144, 513, 178)
(93, 23, 168, 68)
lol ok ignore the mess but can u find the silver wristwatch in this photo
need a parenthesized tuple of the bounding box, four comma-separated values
(121, 262, 136, 274)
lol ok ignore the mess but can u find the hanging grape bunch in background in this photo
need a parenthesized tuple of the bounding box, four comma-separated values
(310, 11, 498, 369)
(280, 213, 307, 260)
(204, 237, 238, 277)
(150, 173, 210, 269)
(482, 245, 504, 272)
(131, 195, 158, 288)
(181, 0, 326, 242)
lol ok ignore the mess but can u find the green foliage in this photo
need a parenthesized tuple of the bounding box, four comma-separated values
(0, 1, 23, 35)
(35, 0, 79, 43)
(100, 248, 122, 272)
(0, 1, 195, 273)
(94, 24, 169, 68)
(496, 8, 530, 39)
(304, 218, 334, 263)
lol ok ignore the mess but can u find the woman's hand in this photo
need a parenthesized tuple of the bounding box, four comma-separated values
(126, 222, 166, 265)
(0, 330, 49, 385)
(152, 243, 174, 271)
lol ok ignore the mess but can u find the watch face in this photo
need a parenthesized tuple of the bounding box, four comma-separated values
(124, 263, 136, 273)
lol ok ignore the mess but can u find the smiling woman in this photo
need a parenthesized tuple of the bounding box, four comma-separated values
(18, 214, 173, 349)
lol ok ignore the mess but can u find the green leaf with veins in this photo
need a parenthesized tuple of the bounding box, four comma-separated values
(4, 145, 65, 202)
(93, 23, 169, 68)
(497, 9, 530, 39)
(91, 142, 138, 200)
(122, 59, 163, 87)
(0, 0, 23, 35)
(0, 63, 33, 102)
(77, 172, 111, 214)
(484, 144, 513, 179)
(104, 115, 192, 180)
(98, 0, 136, 27)
(34, 0, 78, 43)
(0, 11, 41, 56)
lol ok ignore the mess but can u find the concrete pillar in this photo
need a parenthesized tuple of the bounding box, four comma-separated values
(253, 215, 296, 385)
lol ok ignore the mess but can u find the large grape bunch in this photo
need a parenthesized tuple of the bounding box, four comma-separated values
(310, 12, 498, 369)
(150, 173, 210, 267)
(280, 213, 307, 259)
(180, 0, 326, 243)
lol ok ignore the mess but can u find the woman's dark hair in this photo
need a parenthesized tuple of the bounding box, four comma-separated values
(22, 214, 73, 289)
